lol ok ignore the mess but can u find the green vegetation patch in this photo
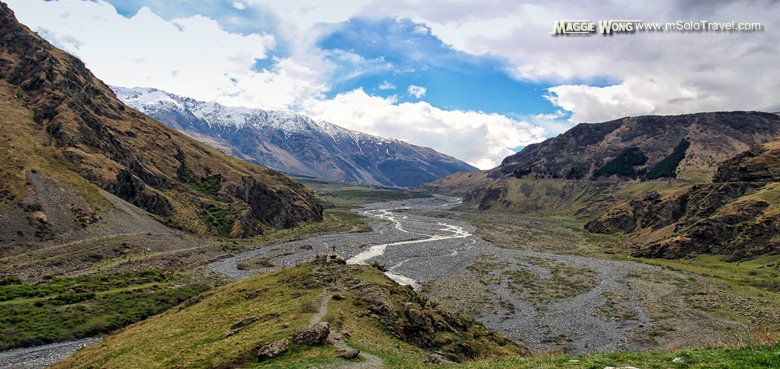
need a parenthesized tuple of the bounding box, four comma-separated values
(0, 270, 211, 350)
(593, 147, 648, 179)
(186, 174, 224, 200)
(200, 204, 235, 237)
(646, 138, 690, 180)
(456, 341, 780, 369)
(295, 176, 430, 208)
(504, 258, 599, 302)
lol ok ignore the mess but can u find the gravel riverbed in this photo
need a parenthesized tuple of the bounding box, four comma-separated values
(209, 195, 726, 354)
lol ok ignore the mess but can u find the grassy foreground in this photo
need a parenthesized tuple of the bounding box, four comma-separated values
(457, 343, 780, 369)
(53, 262, 522, 369)
(49, 262, 780, 369)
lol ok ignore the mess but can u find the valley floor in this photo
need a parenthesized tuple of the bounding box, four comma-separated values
(4, 194, 779, 368)
(208, 195, 779, 355)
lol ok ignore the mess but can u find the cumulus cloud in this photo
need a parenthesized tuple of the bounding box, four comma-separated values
(375, 0, 780, 122)
(302, 89, 545, 169)
(407, 84, 427, 98)
(7, 0, 327, 110)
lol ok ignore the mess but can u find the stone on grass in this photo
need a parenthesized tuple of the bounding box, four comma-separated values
(293, 322, 330, 345)
(257, 338, 289, 360)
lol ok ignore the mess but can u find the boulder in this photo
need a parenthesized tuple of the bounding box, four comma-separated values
(257, 338, 289, 360)
(293, 322, 330, 345)
(337, 348, 360, 359)
(426, 353, 455, 365)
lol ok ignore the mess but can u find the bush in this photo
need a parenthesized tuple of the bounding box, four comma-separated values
(645, 138, 690, 179)
(593, 147, 647, 179)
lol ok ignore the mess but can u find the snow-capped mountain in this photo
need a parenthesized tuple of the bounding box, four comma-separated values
(112, 86, 477, 187)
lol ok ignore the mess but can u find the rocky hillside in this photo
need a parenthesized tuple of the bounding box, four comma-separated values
(113, 87, 477, 188)
(53, 259, 525, 368)
(0, 1, 322, 249)
(586, 137, 780, 260)
(426, 112, 780, 214)
(497, 112, 780, 182)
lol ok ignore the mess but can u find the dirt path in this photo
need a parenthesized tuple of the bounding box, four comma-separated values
(311, 290, 385, 369)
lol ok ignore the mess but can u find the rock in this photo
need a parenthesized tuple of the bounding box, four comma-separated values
(221, 316, 261, 338)
(293, 322, 330, 345)
(327, 329, 352, 342)
(31, 210, 48, 223)
(337, 348, 360, 359)
(230, 316, 259, 331)
(426, 353, 456, 365)
(257, 338, 289, 360)
(316, 253, 346, 264)
(672, 357, 685, 363)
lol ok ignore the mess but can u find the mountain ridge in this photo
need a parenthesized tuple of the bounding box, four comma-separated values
(0, 1, 322, 249)
(425, 111, 780, 215)
(113, 86, 478, 188)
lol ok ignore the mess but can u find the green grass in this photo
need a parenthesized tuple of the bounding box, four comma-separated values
(629, 254, 780, 299)
(0, 270, 213, 350)
(49, 262, 780, 369)
(53, 264, 327, 369)
(503, 258, 598, 302)
(453, 342, 780, 369)
(295, 176, 431, 208)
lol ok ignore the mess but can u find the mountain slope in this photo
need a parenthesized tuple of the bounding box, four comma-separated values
(0, 1, 322, 250)
(498, 112, 780, 182)
(52, 259, 525, 369)
(426, 112, 780, 214)
(113, 86, 477, 188)
(587, 137, 780, 260)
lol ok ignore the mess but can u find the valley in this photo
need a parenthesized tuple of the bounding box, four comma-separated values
(1, 2, 779, 368)
(207, 195, 779, 356)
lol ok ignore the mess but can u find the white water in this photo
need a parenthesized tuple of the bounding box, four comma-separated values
(346, 205, 472, 290)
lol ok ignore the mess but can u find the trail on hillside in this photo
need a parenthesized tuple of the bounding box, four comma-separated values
(311, 290, 385, 369)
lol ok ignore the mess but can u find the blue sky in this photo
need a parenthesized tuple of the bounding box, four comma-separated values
(7, 0, 778, 168)
(103, 1, 565, 120)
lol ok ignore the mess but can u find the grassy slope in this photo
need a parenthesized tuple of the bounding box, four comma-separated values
(52, 262, 780, 369)
(0, 179, 407, 351)
(53, 263, 522, 369)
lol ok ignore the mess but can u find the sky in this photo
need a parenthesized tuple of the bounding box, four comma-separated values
(6, 0, 779, 169)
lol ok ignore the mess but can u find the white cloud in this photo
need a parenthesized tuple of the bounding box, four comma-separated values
(375, 0, 780, 122)
(302, 89, 546, 169)
(232, 2, 246, 10)
(8, 0, 778, 169)
(6, 0, 327, 110)
(378, 80, 396, 90)
(407, 84, 427, 98)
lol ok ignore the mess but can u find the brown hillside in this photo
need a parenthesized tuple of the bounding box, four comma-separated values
(0, 1, 322, 250)
(587, 138, 780, 260)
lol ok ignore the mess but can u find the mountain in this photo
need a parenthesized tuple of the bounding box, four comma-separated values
(497, 112, 780, 182)
(586, 137, 780, 260)
(0, 0, 322, 259)
(52, 259, 526, 368)
(112, 87, 478, 188)
(425, 112, 780, 214)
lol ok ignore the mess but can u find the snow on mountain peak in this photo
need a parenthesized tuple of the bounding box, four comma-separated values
(111, 86, 401, 143)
